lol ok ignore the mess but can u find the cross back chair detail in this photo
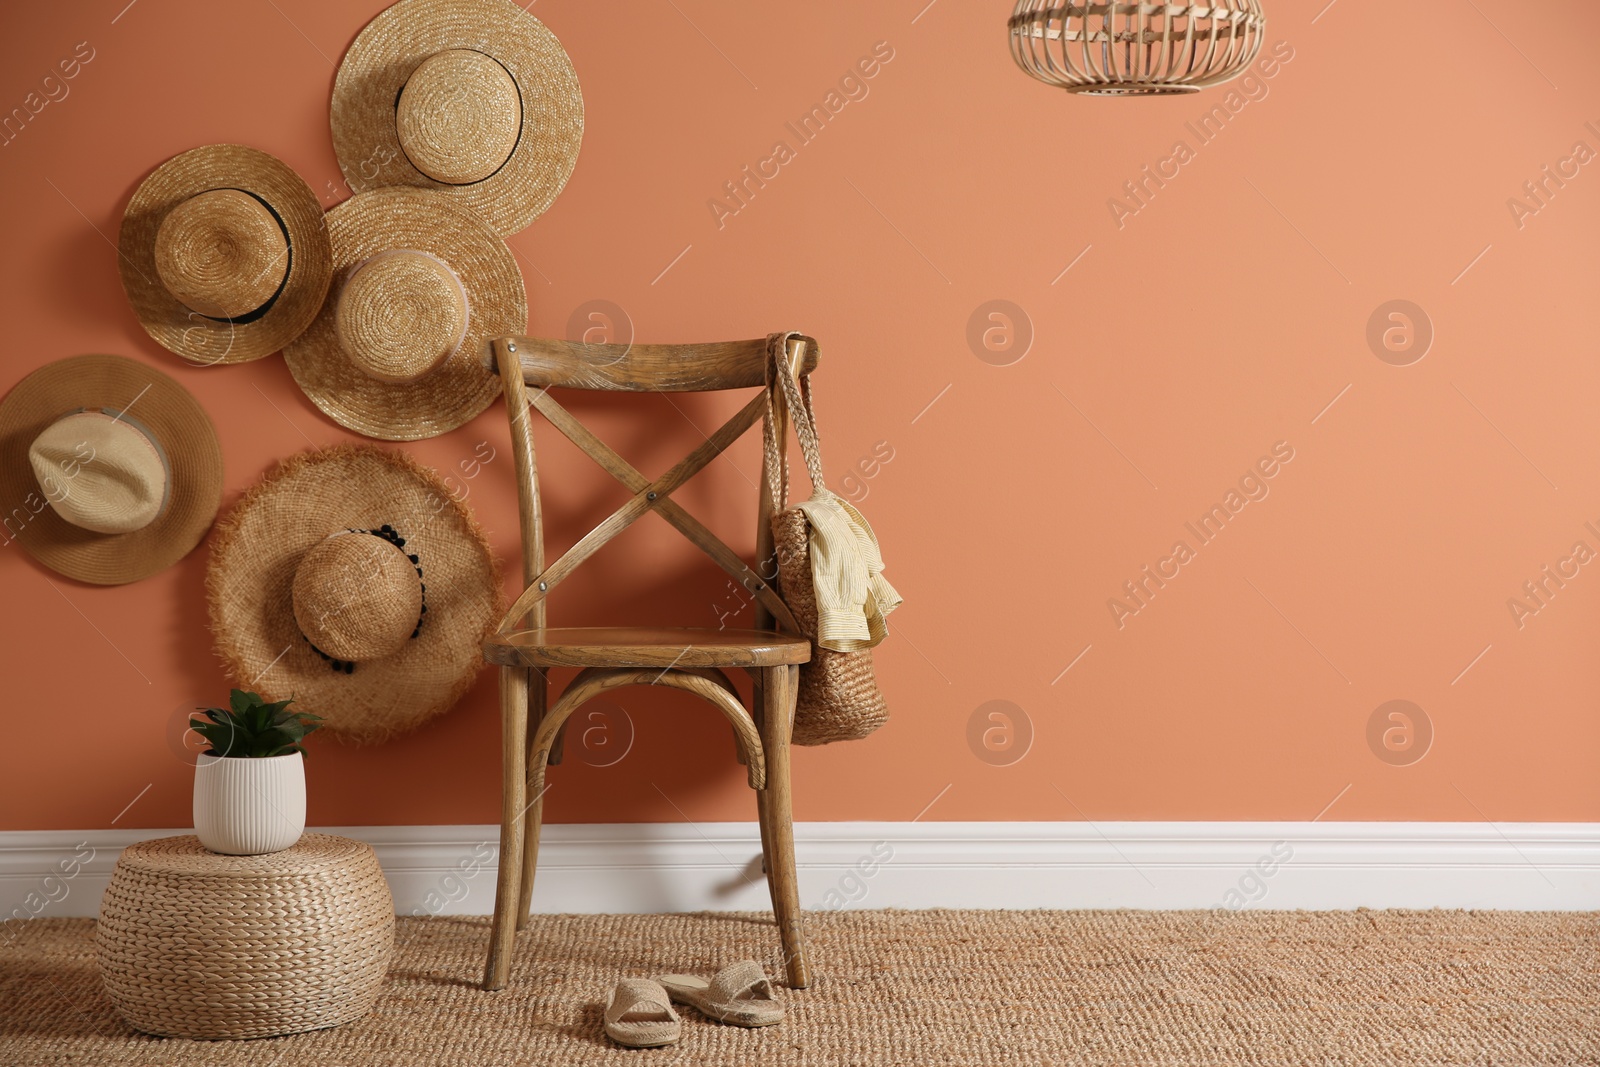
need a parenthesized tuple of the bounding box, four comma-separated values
(479, 332, 819, 992)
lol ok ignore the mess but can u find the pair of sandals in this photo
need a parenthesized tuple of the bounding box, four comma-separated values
(603, 960, 785, 1049)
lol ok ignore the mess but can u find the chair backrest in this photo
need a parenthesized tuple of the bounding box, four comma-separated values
(487, 333, 821, 637)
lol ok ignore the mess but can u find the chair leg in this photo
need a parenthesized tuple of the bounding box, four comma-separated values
(750, 671, 773, 872)
(517, 670, 549, 928)
(757, 664, 809, 989)
(483, 666, 529, 991)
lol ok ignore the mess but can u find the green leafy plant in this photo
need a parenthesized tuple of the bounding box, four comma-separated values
(190, 689, 322, 759)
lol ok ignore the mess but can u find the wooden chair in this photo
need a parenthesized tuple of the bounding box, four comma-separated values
(479, 332, 818, 992)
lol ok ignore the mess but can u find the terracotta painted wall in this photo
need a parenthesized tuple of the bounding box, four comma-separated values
(2, 1, 1597, 832)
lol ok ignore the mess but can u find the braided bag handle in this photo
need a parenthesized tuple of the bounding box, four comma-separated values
(763, 331, 826, 512)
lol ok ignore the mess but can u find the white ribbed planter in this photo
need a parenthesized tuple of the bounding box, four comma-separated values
(192, 753, 306, 855)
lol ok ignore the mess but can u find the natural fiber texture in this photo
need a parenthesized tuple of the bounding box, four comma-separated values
(773, 510, 890, 745)
(0, 354, 223, 585)
(659, 960, 785, 1027)
(119, 144, 333, 365)
(152, 190, 288, 319)
(1010, 0, 1266, 96)
(331, 0, 584, 236)
(334, 251, 468, 385)
(282, 188, 526, 441)
(27, 412, 167, 535)
(7, 910, 1597, 1064)
(603, 978, 681, 1049)
(291, 531, 423, 662)
(206, 444, 503, 743)
(93, 834, 393, 1040)
(396, 50, 523, 185)
(764, 334, 890, 746)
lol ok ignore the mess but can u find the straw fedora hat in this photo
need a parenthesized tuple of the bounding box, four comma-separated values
(331, 0, 583, 236)
(283, 186, 526, 440)
(0, 354, 223, 585)
(207, 444, 502, 743)
(118, 144, 334, 366)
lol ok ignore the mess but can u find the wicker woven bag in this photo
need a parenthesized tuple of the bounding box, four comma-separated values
(763, 334, 895, 746)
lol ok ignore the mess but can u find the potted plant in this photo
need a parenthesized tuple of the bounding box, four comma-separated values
(189, 690, 322, 856)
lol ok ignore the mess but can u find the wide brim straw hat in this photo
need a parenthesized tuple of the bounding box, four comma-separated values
(118, 144, 333, 366)
(331, 0, 583, 236)
(283, 186, 526, 440)
(0, 354, 223, 585)
(207, 444, 502, 743)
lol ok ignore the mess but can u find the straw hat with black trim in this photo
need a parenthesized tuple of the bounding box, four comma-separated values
(283, 186, 526, 441)
(118, 144, 333, 366)
(0, 354, 223, 585)
(331, 0, 583, 236)
(207, 444, 502, 744)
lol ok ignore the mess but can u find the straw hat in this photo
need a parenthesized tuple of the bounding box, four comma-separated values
(118, 145, 334, 366)
(283, 187, 526, 440)
(207, 444, 503, 743)
(331, 0, 583, 236)
(0, 354, 223, 585)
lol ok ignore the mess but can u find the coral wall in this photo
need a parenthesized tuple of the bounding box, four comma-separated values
(1, 1, 1597, 830)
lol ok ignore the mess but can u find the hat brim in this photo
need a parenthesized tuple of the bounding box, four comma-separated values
(206, 444, 503, 744)
(0, 354, 223, 585)
(283, 187, 526, 441)
(331, 0, 583, 236)
(119, 144, 334, 365)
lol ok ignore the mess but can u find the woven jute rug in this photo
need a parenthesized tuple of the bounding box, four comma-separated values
(2, 910, 1596, 1066)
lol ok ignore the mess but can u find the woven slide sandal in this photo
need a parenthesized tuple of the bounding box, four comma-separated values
(655, 960, 785, 1028)
(603, 978, 682, 1048)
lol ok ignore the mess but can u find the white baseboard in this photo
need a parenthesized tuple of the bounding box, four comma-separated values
(2, 822, 1596, 924)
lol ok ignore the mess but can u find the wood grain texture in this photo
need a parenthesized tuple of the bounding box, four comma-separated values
(759, 663, 810, 988)
(526, 388, 800, 633)
(495, 392, 769, 631)
(483, 626, 811, 669)
(494, 339, 546, 629)
(749, 336, 807, 817)
(483, 665, 528, 991)
(480, 332, 816, 991)
(516, 668, 548, 927)
(485, 335, 819, 392)
(754, 335, 805, 634)
(531, 667, 766, 791)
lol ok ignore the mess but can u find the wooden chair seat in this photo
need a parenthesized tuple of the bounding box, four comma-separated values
(483, 626, 811, 669)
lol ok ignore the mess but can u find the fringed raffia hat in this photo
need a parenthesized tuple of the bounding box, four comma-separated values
(282, 187, 527, 440)
(206, 444, 503, 743)
(331, 0, 584, 236)
(0, 354, 222, 585)
(118, 145, 333, 365)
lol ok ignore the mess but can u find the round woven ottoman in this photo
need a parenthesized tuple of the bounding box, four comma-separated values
(96, 833, 394, 1039)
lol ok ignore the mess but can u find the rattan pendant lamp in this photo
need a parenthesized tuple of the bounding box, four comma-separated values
(1010, 1, 1265, 96)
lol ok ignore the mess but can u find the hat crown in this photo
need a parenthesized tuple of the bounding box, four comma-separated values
(335, 250, 469, 384)
(153, 189, 289, 320)
(396, 49, 523, 185)
(291, 530, 422, 663)
(28, 411, 168, 535)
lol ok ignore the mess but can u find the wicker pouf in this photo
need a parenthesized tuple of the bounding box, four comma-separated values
(95, 833, 394, 1040)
